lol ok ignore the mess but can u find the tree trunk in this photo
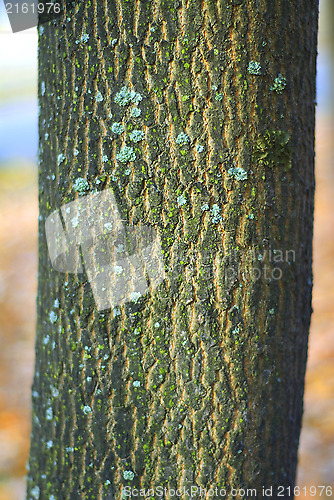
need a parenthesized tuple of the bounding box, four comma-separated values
(27, 1, 318, 498)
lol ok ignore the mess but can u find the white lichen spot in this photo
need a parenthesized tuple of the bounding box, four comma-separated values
(114, 86, 142, 106)
(129, 291, 141, 304)
(177, 194, 187, 207)
(123, 470, 135, 481)
(76, 33, 89, 44)
(49, 311, 57, 324)
(116, 146, 136, 163)
(73, 177, 89, 195)
(131, 107, 141, 118)
(41, 81, 46, 96)
(210, 204, 222, 223)
(114, 265, 123, 275)
(102, 155, 108, 163)
(129, 130, 145, 143)
(116, 244, 124, 253)
(215, 93, 224, 101)
(124, 168, 131, 175)
(46, 440, 53, 449)
(176, 132, 190, 145)
(248, 214, 255, 219)
(51, 387, 59, 397)
(83, 405, 92, 415)
(111, 122, 124, 135)
(104, 222, 113, 232)
(269, 308, 275, 315)
(57, 153, 65, 165)
(201, 203, 209, 211)
(258, 254, 263, 261)
(154, 322, 160, 328)
(196, 144, 204, 153)
(248, 61, 261, 75)
(228, 167, 248, 181)
(111, 39, 118, 46)
(46, 407, 53, 420)
(39, 25, 45, 35)
(96, 91, 103, 102)
(54, 299, 59, 308)
(270, 74, 287, 93)
(31, 486, 40, 499)
(43, 335, 50, 345)
(71, 216, 79, 228)
(74, 149, 79, 156)
(113, 307, 121, 316)
(133, 380, 141, 387)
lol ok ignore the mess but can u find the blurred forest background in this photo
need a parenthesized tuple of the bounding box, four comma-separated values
(0, 1, 333, 498)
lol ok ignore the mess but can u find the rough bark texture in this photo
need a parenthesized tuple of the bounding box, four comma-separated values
(27, 1, 318, 499)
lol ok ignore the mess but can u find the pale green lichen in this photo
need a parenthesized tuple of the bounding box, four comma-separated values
(71, 216, 79, 228)
(253, 130, 292, 168)
(116, 146, 136, 163)
(46, 407, 53, 420)
(210, 204, 222, 223)
(129, 130, 145, 142)
(96, 91, 103, 102)
(57, 153, 65, 165)
(31, 486, 40, 499)
(111, 122, 124, 134)
(123, 470, 135, 481)
(114, 265, 123, 275)
(104, 222, 113, 232)
(114, 86, 142, 106)
(176, 132, 190, 145)
(215, 93, 224, 101)
(131, 107, 141, 118)
(228, 167, 248, 181)
(49, 311, 58, 323)
(248, 61, 261, 75)
(73, 177, 89, 195)
(270, 74, 287, 93)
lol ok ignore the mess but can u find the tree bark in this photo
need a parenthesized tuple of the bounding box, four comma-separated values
(27, 0, 319, 499)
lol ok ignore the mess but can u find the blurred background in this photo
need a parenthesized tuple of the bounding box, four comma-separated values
(0, 1, 333, 498)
